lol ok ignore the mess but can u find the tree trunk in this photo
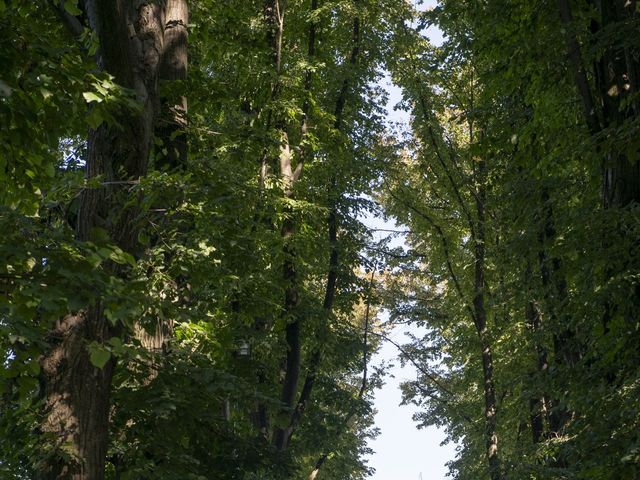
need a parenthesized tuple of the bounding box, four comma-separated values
(593, 0, 640, 208)
(38, 2, 176, 478)
(273, 5, 361, 453)
(532, 186, 578, 445)
(157, 0, 189, 171)
(40, 309, 115, 480)
(473, 157, 501, 480)
(525, 297, 549, 444)
(555, 0, 600, 134)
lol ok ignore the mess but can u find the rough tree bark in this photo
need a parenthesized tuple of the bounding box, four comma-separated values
(157, 0, 189, 171)
(136, 0, 189, 353)
(39, 2, 187, 478)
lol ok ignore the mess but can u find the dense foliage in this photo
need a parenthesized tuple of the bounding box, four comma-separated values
(0, 1, 409, 478)
(383, 1, 640, 479)
(1, 1, 639, 479)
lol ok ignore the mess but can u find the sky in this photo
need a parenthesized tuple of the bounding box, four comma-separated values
(362, 218, 457, 480)
(363, 4, 455, 480)
(365, 320, 457, 480)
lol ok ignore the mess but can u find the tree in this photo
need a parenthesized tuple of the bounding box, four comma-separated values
(383, 1, 640, 478)
(35, 2, 189, 479)
(3, 1, 638, 479)
(1, 0, 407, 479)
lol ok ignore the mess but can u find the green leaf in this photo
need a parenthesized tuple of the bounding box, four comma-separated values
(86, 108, 105, 129)
(109, 247, 136, 266)
(82, 92, 103, 103)
(89, 227, 110, 243)
(28, 360, 41, 376)
(44, 162, 55, 177)
(63, 0, 82, 16)
(87, 342, 111, 369)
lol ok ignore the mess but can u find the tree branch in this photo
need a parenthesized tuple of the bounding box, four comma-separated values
(388, 189, 476, 324)
(416, 93, 477, 239)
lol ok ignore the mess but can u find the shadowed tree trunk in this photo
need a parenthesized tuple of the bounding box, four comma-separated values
(38, 2, 187, 478)
(525, 295, 549, 444)
(157, 0, 189, 172)
(592, 0, 640, 208)
(273, 5, 362, 453)
(472, 156, 502, 480)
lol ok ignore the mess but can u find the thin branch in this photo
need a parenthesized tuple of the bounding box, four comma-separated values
(366, 245, 418, 260)
(292, 0, 318, 182)
(368, 228, 412, 234)
(308, 264, 373, 480)
(369, 330, 454, 398)
(412, 382, 475, 425)
(333, 15, 360, 130)
(358, 266, 375, 399)
(417, 93, 477, 239)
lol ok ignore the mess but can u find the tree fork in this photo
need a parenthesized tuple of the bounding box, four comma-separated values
(275, 7, 362, 451)
(273, 0, 324, 451)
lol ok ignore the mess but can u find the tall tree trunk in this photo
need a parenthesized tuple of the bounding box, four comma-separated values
(274, 132, 302, 451)
(253, 0, 288, 440)
(587, 1, 640, 364)
(38, 1, 183, 478)
(40, 309, 116, 480)
(273, 6, 361, 452)
(525, 296, 549, 444)
(136, 0, 189, 354)
(473, 157, 501, 480)
(536, 190, 574, 439)
(271, 0, 323, 451)
(257, 0, 301, 450)
(592, 0, 640, 208)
